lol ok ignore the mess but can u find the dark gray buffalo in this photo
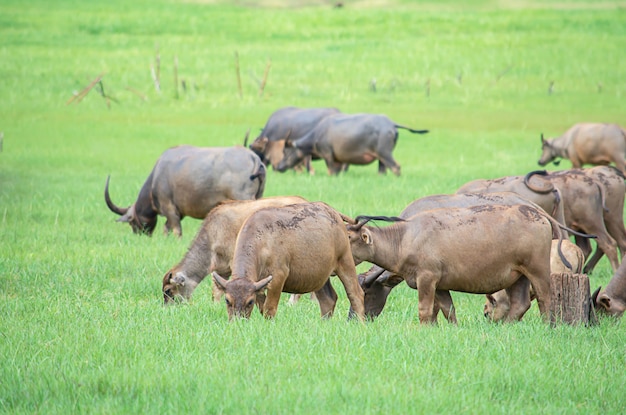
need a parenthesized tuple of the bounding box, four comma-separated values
(248, 107, 340, 171)
(276, 113, 429, 176)
(105, 145, 266, 237)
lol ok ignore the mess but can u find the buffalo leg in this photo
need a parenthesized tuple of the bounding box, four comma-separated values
(503, 277, 532, 322)
(334, 256, 365, 321)
(435, 290, 457, 324)
(584, 247, 605, 274)
(416, 274, 437, 324)
(313, 279, 338, 318)
(261, 273, 287, 318)
(377, 153, 401, 176)
(377, 160, 387, 175)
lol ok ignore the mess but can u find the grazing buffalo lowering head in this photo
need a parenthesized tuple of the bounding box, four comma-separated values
(105, 175, 158, 235)
(346, 204, 579, 324)
(249, 107, 340, 171)
(211, 202, 365, 321)
(276, 113, 428, 176)
(161, 196, 308, 305)
(105, 145, 266, 237)
(592, 259, 626, 318)
(538, 123, 626, 174)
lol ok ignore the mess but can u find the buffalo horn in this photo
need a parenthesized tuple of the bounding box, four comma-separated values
(104, 175, 129, 216)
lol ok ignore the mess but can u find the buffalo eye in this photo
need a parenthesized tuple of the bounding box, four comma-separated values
(224, 298, 231, 306)
(247, 299, 255, 307)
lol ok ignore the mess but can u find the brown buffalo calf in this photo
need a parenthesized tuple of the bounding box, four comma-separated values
(212, 202, 365, 320)
(162, 196, 307, 304)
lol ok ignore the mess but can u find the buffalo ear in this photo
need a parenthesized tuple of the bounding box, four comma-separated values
(171, 272, 186, 287)
(212, 272, 229, 293)
(254, 275, 273, 293)
(361, 229, 373, 245)
(540, 133, 545, 144)
(486, 294, 497, 307)
(117, 213, 132, 223)
(598, 293, 611, 310)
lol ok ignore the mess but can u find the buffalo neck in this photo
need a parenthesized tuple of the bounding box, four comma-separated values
(364, 224, 407, 275)
(177, 229, 214, 284)
(135, 171, 158, 220)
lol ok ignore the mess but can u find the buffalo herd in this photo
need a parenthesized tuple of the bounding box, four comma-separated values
(105, 106, 626, 323)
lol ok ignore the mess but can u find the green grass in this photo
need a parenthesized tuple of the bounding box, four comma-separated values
(1, 0, 626, 413)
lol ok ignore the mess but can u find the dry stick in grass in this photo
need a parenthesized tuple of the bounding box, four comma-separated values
(155, 44, 161, 91)
(174, 56, 179, 99)
(66, 72, 106, 105)
(495, 64, 514, 82)
(151, 65, 161, 93)
(235, 51, 243, 99)
(126, 86, 148, 101)
(258, 58, 271, 97)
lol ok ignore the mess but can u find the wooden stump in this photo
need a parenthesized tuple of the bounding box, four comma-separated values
(549, 273, 597, 326)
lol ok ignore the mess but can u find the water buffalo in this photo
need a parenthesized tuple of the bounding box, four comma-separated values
(162, 196, 307, 304)
(105, 145, 266, 237)
(457, 170, 568, 233)
(347, 204, 575, 324)
(484, 239, 585, 322)
(538, 123, 626, 174)
(582, 166, 626, 271)
(357, 191, 571, 321)
(592, 259, 626, 318)
(539, 169, 620, 272)
(212, 202, 365, 320)
(248, 107, 340, 171)
(276, 113, 429, 176)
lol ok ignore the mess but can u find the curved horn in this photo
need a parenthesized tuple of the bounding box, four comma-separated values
(349, 215, 404, 231)
(104, 175, 129, 216)
(591, 286, 602, 307)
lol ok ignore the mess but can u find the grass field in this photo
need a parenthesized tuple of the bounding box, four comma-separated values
(1, 0, 626, 413)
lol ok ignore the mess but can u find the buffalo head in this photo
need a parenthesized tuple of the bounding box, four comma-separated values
(104, 176, 157, 235)
(212, 272, 272, 320)
(592, 286, 626, 318)
(538, 134, 561, 167)
(276, 137, 309, 173)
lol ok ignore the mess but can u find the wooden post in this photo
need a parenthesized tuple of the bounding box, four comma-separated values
(549, 273, 597, 326)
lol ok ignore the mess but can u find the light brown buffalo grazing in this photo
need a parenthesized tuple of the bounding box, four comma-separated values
(538, 123, 626, 174)
(212, 202, 365, 320)
(105, 145, 266, 237)
(357, 191, 562, 322)
(484, 239, 585, 321)
(162, 196, 307, 304)
(592, 259, 626, 318)
(347, 204, 562, 324)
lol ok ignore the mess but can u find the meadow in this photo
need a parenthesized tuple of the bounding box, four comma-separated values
(1, 0, 626, 413)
